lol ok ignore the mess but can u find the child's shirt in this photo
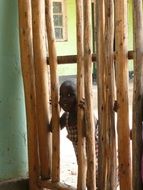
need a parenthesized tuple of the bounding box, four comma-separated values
(63, 111, 98, 162)
(65, 112, 78, 144)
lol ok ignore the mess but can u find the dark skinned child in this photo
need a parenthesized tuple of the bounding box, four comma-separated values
(49, 80, 98, 163)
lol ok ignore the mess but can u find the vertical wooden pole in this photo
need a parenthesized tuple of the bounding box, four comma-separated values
(104, 0, 117, 189)
(132, 0, 143, 189)
(92, 2, 97, 82)
(96, 0, 107, 189)
(76, 0, 87, 189)
(18, 0, 39, 189)
(45, 0, 60, 183)
(31, 0, 52, 179)
(96, 0, 117, 189)
(84, 0, 96, 189)
(115, 0, 132, 189)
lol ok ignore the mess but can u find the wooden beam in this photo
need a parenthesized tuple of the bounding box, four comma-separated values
(115, 0, 132, 189)
(96, 0, 107, 189)
(132, 0, 143, 189)
(76, 0, 87, 189)
(84, 0, 96, 189)
(31, 0, 52, 180)
(39, 180, 76, 190)
(104, 0, 117, 189)
(47, 50, 134, 65)
(45, 0, 60, 183)
(18, 0, 39, 189)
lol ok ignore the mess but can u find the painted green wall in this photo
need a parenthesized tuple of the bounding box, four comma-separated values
(57, 0, 77, 76)
(128, 0, 133, 51)
(56, 0, 76, 55)
(0, 0, 28, 180)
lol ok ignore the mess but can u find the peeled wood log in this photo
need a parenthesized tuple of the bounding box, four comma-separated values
(115, 0, 132, 189)
(76, 0, 87, 189)
(132, 0, 143, 189)
(39, 180, 76, 190)
(84, 0, 96, 189)
(104, 0, 117, 189)
(18, 0, 39, 189)
(47, 50, 134, 64)
(45, 0, 60, 183)
(96, 0, 108, 189)
(31, 0, 52, 179)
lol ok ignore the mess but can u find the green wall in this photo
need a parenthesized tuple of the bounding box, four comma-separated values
(57, 0, 77, 76)
(0, 0, 28, 180)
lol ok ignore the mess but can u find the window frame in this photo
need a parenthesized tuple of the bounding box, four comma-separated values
(52, 0, 67, 42)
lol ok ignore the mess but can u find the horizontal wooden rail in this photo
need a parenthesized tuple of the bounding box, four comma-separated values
(47, 50, 134, 64)
(38, 180, 76, 190)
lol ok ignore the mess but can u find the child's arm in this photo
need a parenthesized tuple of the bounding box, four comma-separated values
(48, 113, 66, 132)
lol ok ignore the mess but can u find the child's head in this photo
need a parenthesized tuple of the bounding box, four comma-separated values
(59, 80, 77, 112)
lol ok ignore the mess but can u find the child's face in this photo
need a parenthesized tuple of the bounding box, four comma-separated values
(59, 81, 77, 112)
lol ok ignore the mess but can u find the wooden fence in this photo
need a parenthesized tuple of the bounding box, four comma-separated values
(18, 0, 143, 189)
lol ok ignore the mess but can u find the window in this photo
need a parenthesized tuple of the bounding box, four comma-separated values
(53, 0, 67, 41)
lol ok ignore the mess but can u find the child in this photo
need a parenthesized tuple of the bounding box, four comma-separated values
(59, 80, 79, 159)
(49, 80, 98, 162)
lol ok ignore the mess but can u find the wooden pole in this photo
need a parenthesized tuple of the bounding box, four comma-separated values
(31, 0, 52, 179)
(18, 0, 39, 189)
(104, 0, 117, 189)
(45, 0, 60, 183)
(39, 180, 76, 190)
(132, 0, 143, 189)
(115, 0, 132, 189)
(47, 50, 134, 65)
(84, 0, 96, 189)
(75, 0, 87, 189)
(96, 0, 107, 189)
